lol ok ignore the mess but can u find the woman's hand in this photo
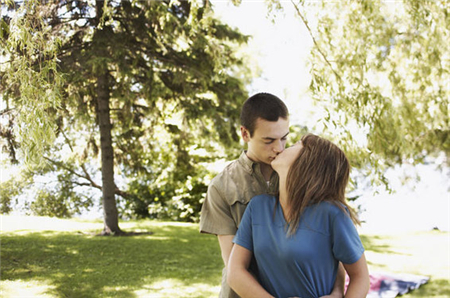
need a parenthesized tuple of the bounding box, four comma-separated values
(319, 294, 342, 298)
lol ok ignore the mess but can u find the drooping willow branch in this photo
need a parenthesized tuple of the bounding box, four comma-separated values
(290, 0, 342, 82)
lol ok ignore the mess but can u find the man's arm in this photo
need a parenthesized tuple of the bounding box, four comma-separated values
(218, 234, 235, 267)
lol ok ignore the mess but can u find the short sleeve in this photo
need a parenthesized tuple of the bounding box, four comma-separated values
(331, 209, 364, 264)
(199, 183, 237, 235)
(232, 201, 254, 252)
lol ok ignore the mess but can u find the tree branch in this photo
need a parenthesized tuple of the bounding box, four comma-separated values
(43, 157, 131, 199)
(72, 181, 97, 188)
(290, 0, 342, 81)
(0, 108, 14, 116)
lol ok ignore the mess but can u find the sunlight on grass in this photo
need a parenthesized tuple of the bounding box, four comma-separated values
(1, 280, 55, 298)
(1, 215, 101, 233)
(365, 231, 449, 279)
(362, 230, 450, 297)
(1, 215, 448, 297)
(148, 236, 172, 240)
(1, 215, 223, 297)
(133, 278, 221, 297)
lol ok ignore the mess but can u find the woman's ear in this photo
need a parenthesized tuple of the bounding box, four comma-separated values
(241, 126, 251, 143)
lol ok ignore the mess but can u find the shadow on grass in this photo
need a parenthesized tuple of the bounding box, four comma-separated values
(3, 224, 447, 297)
(1, 223, 223, 297)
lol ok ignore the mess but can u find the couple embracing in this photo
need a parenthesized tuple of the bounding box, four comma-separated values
(200, 93, 370, 298)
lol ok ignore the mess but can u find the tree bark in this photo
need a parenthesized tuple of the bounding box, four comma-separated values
(95, 0, 122, 235)
(97, 71, 122, 235)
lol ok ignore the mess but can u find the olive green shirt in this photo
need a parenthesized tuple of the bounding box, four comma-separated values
(199, 151, 279, 298)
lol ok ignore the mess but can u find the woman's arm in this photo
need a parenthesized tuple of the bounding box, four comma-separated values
(227, 244, 274, 298)
(343, 253, 370, 298)
(321, 262, 345, 298)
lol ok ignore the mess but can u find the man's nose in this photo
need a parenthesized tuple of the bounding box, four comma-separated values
(273, 140, 284, 153)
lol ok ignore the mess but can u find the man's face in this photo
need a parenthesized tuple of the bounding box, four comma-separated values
(241, 117, 290, 165)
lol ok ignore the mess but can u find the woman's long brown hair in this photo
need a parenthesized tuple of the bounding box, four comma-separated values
(285, 134, 360, 236)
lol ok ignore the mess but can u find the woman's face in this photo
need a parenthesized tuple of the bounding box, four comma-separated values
(271, 141, 303, 173)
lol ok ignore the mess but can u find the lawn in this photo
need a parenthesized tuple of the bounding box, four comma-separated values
(1, 215, 449, 297)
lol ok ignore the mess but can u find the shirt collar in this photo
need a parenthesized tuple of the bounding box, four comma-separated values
(238, 151, 255, 174)
(238, 151, 279, 194)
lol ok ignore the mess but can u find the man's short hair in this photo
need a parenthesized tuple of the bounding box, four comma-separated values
(240, 92, 289, 137)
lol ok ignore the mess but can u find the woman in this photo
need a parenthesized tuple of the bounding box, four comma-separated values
(227, 134, 370, 298)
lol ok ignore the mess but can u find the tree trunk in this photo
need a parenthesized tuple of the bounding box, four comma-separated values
(95, 0, 121, 235)
(94, 1, 123, 235)
(97, 71, 122, 235)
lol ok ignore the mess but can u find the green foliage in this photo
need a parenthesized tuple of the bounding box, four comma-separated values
(0, 0, 64, 166)
(0, 168, 36, 214)
(30, 184, 94, 219)
(31, 190, 72, 218)
(0, 165, 94, 218)
(0, 178, 22, 214)
(293, 0, 449, 185)
(122, 165, 209, 222)
(1, 1, 251, 221)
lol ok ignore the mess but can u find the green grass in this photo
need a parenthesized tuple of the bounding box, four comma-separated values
(360, 230, 450, 298)
(1, 216, 449, 297)
(1, 217, 223, 297)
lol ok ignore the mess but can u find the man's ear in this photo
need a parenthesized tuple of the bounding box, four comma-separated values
(240, 126, 251, 143)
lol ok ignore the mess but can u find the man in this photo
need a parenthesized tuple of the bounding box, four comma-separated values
(200, 93, 344, 298)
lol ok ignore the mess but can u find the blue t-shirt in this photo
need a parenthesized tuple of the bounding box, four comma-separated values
(233, 194, 364, 298)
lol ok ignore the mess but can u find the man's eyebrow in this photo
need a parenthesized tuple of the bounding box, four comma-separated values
(262, 132, 290, 141)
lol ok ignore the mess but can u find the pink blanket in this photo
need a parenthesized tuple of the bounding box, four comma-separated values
(345, 272, 429, 298)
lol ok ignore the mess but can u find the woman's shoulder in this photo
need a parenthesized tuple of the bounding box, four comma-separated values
(249, 194, 277, 208)
(315, 201, 349, 217)
(304, 202, 352, 233)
